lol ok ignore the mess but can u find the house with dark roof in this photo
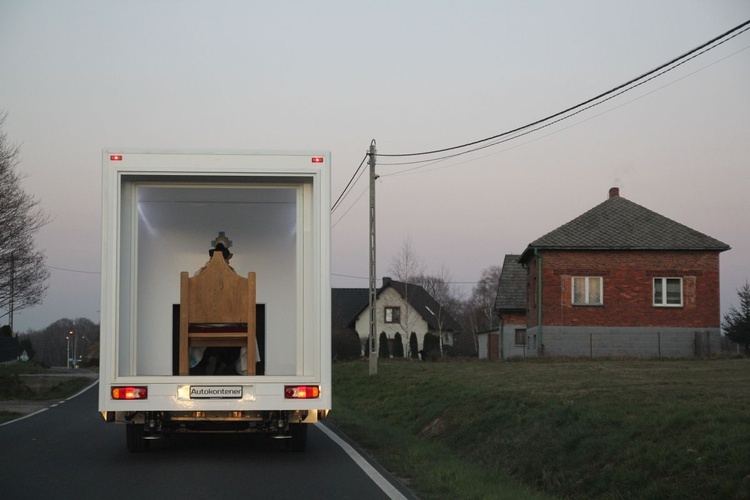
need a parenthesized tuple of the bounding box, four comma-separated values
(479, 254, 528, 359)
(332, 277, 463, 357)
(516, 187, 730, 358)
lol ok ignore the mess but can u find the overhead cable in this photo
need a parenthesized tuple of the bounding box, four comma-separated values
(46, 265, 100, 275)
(331, 184, 368, 229)
(331, 153, 368, 213)
(376, 18, 750, 159)
(383, 40, 750, 176)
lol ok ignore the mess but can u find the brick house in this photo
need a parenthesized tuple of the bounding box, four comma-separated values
(517, 187, 730, 358)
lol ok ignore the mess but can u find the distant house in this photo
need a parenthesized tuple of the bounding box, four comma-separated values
(332, 277, 463, 357)
(514, 187, 730, 358)
(479, 254, 527, 359)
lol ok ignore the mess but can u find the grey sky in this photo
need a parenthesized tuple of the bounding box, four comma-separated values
(1, 1, 749, 332)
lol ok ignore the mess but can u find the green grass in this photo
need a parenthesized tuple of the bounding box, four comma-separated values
(0, 363, 93, 401)
(331, 358, 750, 500)
(0, 361, 47, 376)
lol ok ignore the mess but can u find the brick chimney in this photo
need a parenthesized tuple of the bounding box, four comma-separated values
(609, 187, 620, 199)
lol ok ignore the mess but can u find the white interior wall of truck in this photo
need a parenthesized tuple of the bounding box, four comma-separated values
(116, 181, 310, 377)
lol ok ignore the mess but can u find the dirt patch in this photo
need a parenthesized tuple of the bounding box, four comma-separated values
(0, 399, 62, 416)
(419, 416, 448, 438)
(19, 374, 84, 393)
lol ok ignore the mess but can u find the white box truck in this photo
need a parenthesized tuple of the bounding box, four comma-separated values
(98, 150, 331, 452)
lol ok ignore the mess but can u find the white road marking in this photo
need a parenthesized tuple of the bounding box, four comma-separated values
(317, 422, 408, 500)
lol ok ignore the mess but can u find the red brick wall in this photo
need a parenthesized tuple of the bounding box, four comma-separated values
(526, 255, 539, 328)
(531, 250, 722, 329)
(499, 311, 526, 325)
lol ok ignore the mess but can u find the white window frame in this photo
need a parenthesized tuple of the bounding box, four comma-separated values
(653, 277, 683, 307)
(571, 276, 603, 305)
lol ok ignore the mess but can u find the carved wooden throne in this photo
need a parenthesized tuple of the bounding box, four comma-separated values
(178, 250, 256, 375)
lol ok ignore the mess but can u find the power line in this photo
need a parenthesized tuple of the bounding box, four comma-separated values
(376, 19, 750, 160)
(382, 41, 750, 178)
(331, 272, 480, 285)
(331, 21, 750, 222)
(331, 153, 368, 214)
(46, 265, 100, 275)
(331, 184, 368, 229)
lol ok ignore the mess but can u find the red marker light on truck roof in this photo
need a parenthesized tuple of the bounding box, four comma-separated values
(111, 386, 148, 400)
(284, 385, 320, 399)
(110, 154, 123, 161)
(311, 157, 324, 164)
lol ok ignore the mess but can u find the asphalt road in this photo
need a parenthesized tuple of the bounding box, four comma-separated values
(0, 384, 414, 499)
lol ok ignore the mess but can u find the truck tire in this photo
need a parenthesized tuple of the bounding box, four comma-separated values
(287, 423, 308, 452)
(126, 424, 150, 452)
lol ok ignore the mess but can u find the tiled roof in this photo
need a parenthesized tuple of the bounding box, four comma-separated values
(520, 192, 730, 262)
(331, 288, 369, 330)
(382, 279, 463, 333)
(494, 254, 526, 312)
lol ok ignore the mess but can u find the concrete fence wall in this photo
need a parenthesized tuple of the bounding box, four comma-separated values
(522, 327, 724, 359)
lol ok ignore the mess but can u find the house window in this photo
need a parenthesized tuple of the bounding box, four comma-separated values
(384, 306, 400, 323)
(572, 277, 602, 305)
(654, 278, 683, 307)
(514, 329, 526, 346)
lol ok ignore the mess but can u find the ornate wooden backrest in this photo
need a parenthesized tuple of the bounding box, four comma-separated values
(182, 251, 249, 323)
(178, 251, 256, 375)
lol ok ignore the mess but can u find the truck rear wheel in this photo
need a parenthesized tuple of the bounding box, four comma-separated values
(126, 424, 150, 452)
(287, 423, 308, 452)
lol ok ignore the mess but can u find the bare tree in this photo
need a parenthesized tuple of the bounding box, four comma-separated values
(447, 266, 501, 357)
(20, 318, 99, 366)
(414, 263, 463, 353)
(723, 282, 750, 356)
(389, 236, 425, 285)
(467, 265, 503, 333)
(415, 263, 464, 315)
(387, 237, 426, 357)
(0, 112, 50, 331)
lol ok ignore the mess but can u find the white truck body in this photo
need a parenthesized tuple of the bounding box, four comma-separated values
(98, 150, 331, 451)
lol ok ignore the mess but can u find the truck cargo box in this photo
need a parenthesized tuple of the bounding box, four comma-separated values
(98, 150, 331, 451)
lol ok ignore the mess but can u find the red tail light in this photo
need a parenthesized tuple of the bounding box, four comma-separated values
(311, 157, 324, 164)
(110, 154, 123, 161)
(111, 386, 148, 400)
(284, 385, 320, 399)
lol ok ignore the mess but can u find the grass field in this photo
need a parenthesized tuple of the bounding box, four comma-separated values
(330, 358, 750, 500)
(0, 363, 94, 424)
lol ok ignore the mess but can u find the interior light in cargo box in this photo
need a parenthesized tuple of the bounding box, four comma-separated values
(111, 386, 148, 400)
(311, 157, 324, 163)
(284, 385, 320, 399)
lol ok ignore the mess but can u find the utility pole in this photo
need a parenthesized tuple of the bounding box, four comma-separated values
(368, 140, 378, 375)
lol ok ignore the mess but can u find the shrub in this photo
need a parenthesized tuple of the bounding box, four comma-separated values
(378, 331, 389, 359)
(332, 329, 362, 361)
(392, 332, 404, 358)
(423, 333, 441, 360)
(409, 332, 419, 359)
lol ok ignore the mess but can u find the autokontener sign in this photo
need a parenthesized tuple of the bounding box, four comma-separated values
(189, 386, 243, 399)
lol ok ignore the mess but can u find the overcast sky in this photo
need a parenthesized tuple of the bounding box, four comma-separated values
(1, 1, 749, 332)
